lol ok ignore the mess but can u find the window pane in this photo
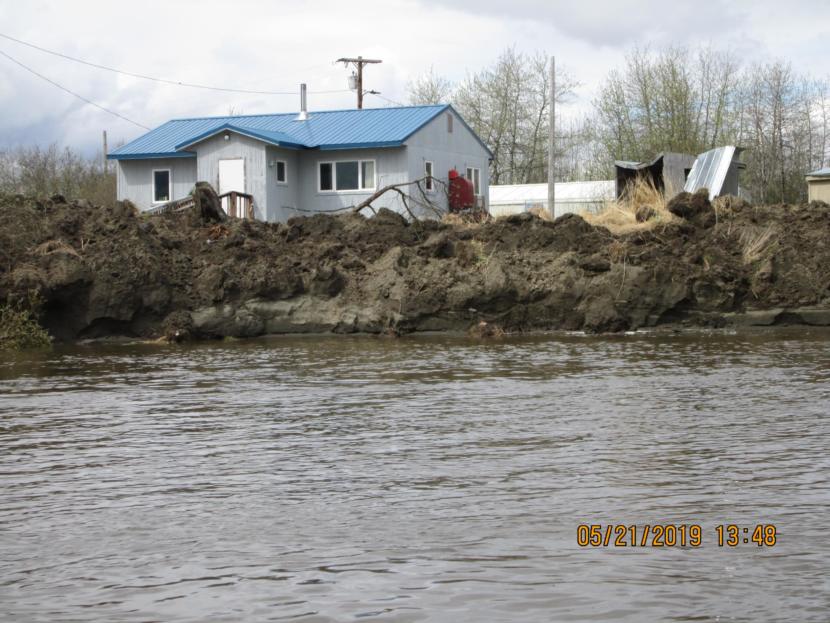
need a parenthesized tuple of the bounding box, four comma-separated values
(277, 161, 286, 183)
(361, 161, 375, 189)
(425, 162, 433, 190)
(153, 170, 170, 202)
(474, 169, 480, 195)
(466, 167, 473, 180)
(336, 161, 359, 190)
(319, 163, 333, 190)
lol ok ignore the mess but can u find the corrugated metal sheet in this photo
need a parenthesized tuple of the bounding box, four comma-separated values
(490, 181, 615, 204)
(109, 105, 478, 160)
(684, 146, 743, 199)
(489, 181, 615, 218)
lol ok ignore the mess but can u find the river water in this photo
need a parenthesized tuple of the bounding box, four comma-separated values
(1, 330, 829, 622)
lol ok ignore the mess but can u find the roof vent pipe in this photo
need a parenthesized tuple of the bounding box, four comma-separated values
(296, 83, 308, 121)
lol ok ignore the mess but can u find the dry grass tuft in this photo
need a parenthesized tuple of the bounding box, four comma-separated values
(582, 177, 676, 235)
(32, 239, 80, 257)
(441, 213, 482, 228)
(739, 225, 777, 263)
(527, 206, 554, 221)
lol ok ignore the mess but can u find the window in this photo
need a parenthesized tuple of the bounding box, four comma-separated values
(276, 160, 286, 184)
(424, 161, 434, 191)
(318, 159, 376, 192)
(152, 169, 171, 203)
(447, 113, 453, 133)
(336, 161, 359, 190)
(466, 167, 481, 195)
(319, 162, 333, 191)
(361, 161, 375, 189)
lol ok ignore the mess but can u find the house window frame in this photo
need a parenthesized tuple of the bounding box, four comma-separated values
(152, 168, 172, 204)
(424, 160, 435, 192)
(276, 160, 287, 185)
(466, 166, 481, 196)
(317, 158, 377, 193)
(447, 113, 453, 133)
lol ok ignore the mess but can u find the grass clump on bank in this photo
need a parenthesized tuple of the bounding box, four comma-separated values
(0, 298, 51, 350)
(583, 177, 677, 234)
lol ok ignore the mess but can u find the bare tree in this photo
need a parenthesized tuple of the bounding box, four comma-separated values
(451, 47, 577, 185)
(0, 144, 116, 206)
(407, 67, 453, 105)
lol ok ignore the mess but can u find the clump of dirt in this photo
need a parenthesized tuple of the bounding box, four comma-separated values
(1, 185, 829, 343)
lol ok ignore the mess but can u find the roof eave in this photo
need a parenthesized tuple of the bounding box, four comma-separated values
(315, 141, 404, 151)
(108, 151, 196, 161)
(174, 124, 307, 151)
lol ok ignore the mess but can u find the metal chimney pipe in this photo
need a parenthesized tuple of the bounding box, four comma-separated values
(297, 83, 308, 120)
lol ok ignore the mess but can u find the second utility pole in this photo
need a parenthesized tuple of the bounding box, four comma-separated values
(337, 56, 382, 108)
(547, 56, 556, 220)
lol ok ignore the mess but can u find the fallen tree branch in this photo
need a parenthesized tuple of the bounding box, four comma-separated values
(353, 176, 448, 219)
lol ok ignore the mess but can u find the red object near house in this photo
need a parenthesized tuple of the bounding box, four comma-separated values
(448, 169, 475, 211)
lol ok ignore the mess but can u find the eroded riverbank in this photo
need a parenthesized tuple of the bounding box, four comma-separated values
(1, 186, 829, 343)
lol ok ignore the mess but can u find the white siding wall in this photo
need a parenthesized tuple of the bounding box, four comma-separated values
(294, 147, 408, 217)
(404, 109, 491, 216)
(264, 146, 301, 223)
(192, 133, 268, 220)
(115, 157, 197, 211)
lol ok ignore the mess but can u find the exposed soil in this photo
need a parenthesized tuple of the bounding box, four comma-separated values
(1, 185, 829, 343)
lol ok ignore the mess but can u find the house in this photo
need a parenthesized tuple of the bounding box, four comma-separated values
(806, 167, 830, 203)
(614, 152, 696, 199)
(489, 181, 615, 218)
(108, 97, 492, 222)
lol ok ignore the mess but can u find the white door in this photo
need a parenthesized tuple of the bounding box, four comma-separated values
(218, 159, 245, 215)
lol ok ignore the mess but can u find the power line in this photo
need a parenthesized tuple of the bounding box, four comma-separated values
(0, 32, 351, 96)
(369, 92, 406, 107)
(0, 48, 150, 130)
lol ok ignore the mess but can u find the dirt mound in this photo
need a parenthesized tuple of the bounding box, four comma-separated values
(1, 186, 829, 343)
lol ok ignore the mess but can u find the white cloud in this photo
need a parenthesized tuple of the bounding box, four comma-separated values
(0, 0, 827, 155)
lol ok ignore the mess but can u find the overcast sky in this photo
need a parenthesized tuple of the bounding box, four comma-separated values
(1, 0, 828, 156)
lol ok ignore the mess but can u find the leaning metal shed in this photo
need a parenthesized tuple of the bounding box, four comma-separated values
(684, 146, 746, 200)
(614, 152, 696, 199)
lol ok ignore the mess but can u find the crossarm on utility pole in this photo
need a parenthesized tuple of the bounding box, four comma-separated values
(336, 56, 382, 109)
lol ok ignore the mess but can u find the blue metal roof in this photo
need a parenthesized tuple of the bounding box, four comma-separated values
(108, 104, 491, 159)
(807, 167, 830, 177)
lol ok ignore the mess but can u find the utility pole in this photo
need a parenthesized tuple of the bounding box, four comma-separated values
(102, 130, 108, 174)
(547, 56, 555, 220)
(337, 56, 382, 109)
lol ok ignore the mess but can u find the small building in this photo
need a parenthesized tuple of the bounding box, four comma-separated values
(489, 181, 615, 218)
(806, 167, 830, 203)
(108, 102, 491, 222)
(615, 152, 696, 199)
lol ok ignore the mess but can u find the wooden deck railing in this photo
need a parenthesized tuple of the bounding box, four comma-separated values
(219, 191, 254, 219)
(145, 196, 197, 215)
(146, 191, 254, 219)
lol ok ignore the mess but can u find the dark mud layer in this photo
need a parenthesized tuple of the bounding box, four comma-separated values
(1, 186, 829, 342)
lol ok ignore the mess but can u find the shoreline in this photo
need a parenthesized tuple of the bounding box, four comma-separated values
(2, 187, 829, 348)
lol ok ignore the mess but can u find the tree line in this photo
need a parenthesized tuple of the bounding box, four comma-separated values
(408, 46, 830, 203)
(0, 145, 116, 207)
